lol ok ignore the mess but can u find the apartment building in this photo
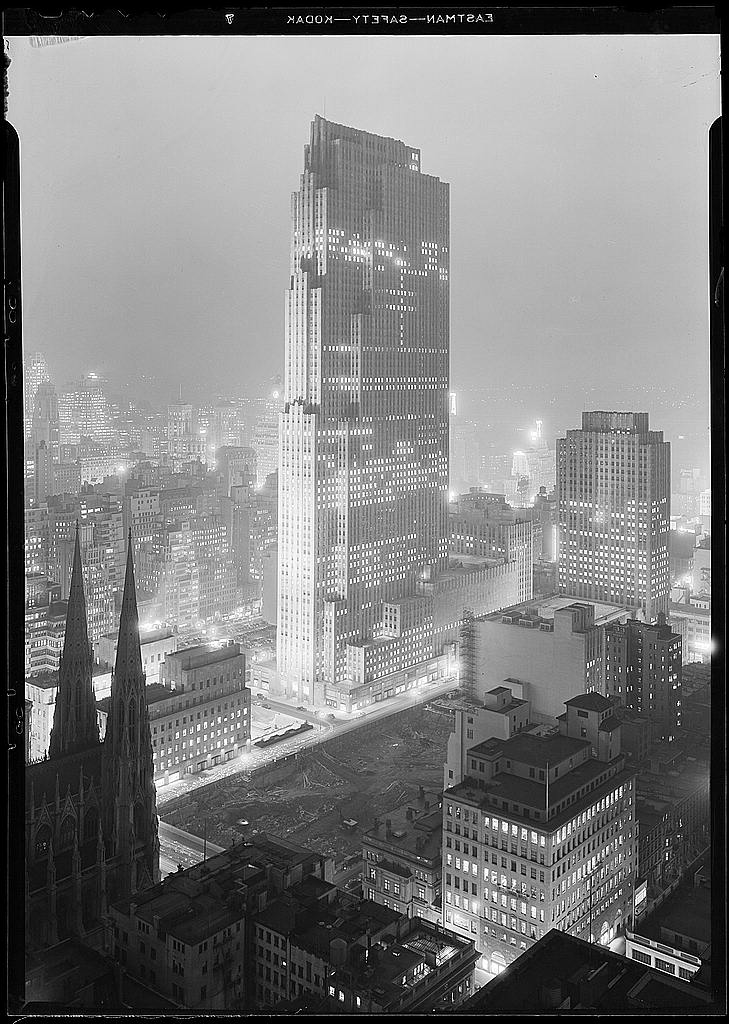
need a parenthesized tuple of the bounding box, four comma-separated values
(362, 795, 442, 923)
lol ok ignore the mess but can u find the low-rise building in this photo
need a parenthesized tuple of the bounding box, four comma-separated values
(97, 642, 250, 784)
(362, 795, 442, 923)
(107, 834, 332, 1011)
(635, 744, 710, 901)
(93, 626, 177, 684)
(253, 890, 477, 1013)
(670, 598, 712, 664)
(455, 928, 716, 1012)
(626, 854, 710, 982)
(442, 693, 636, 975)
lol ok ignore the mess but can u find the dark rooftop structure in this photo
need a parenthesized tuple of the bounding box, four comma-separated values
(456, 929, 717, 1013)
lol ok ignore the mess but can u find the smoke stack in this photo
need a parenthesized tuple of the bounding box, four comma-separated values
(386, 819, 392, 837)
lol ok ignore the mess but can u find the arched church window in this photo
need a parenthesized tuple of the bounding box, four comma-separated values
(84, 809, 99, 843)
(59, 815, 76, 849)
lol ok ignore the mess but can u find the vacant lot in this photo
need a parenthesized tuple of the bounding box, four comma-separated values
(167, 704, 454, 863)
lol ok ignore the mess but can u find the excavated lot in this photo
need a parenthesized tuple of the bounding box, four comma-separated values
(166, 704, 454, 863)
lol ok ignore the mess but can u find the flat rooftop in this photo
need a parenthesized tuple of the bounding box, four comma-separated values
(469, 730, 589, 768)
(634, 883, 711, 948)
(363, 799, 442, 863)
(165, 642, 242, 671)
(446, 760, 635, 831)
(458, 929, 715, 1012)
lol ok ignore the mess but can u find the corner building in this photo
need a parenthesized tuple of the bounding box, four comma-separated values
(442, 694, 636, 976)
(278, 117, 449, 704)
(557, 412, 670, 621)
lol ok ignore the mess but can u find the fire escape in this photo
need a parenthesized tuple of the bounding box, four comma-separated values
(459, 609, 475, 702)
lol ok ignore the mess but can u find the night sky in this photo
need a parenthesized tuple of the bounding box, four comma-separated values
(6, 33, 720, 465)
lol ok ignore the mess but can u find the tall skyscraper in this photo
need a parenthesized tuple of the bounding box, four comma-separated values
(277, 117, 450, 704)
(557, 412, 670, 620)
(24, 350, 50, 438)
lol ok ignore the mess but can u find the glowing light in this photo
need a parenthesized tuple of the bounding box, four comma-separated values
(272, 390, 280, 400)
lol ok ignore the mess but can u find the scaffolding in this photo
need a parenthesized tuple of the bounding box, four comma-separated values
(459, 609, 475, 702)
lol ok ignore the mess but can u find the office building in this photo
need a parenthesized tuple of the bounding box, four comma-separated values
(557, 412, 670, 620)
(31, 381, 60, 456)
(58, 374, 115, 446)
(277, 117, 449, 706)
(603, 614, 682, 740)
(442, 693, 636, 974)
(449, 491, 533, 605)
(166, 403, 205, 470)
(24, 350, 51, 439)
(98, 642, 250, 784)
(252, 383, 282, 487)
(159, 643, 248, 781)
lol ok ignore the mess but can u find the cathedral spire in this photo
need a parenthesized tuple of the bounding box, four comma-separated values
(48, 523, 99, 758)
(114, 529, 144, 683)
(101, 532, 159, 892)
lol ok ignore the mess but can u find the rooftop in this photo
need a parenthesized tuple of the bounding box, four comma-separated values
(111, 834, 328, 942)
(456, 929, 715, 1013)
(468, 730, 589, 768)
(566, 692, 613, 713)
(165, 642, 242, 672)
(446, 761, 634, 831)
(633, 881, 711, 950)
(362, 799, 442, 863)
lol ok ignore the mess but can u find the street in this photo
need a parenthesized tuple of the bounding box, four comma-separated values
(155, 676, 457, 808)
(158, 819, 225, 877)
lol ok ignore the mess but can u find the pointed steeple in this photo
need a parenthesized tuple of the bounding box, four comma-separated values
(113, 530, 144, 682)
(48, 523, 100, 758)
(102, 532, 159, 894)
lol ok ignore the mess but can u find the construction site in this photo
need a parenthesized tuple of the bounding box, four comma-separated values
(161, 701, 457, 865)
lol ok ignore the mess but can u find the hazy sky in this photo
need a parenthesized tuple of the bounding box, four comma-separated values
(7, 33, 720, 412)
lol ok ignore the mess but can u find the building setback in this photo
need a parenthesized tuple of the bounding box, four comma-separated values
(277, 117, 450, 706)
(557, 412, 670, 620)
(442, 693, 636, 976)
(98, 642, 251, 785)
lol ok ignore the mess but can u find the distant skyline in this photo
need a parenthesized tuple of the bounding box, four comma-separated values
(7, 33, 720, 465)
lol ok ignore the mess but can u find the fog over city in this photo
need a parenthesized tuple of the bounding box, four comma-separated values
(9, 22, 722, 1017)
(7, 33, 719, 473)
